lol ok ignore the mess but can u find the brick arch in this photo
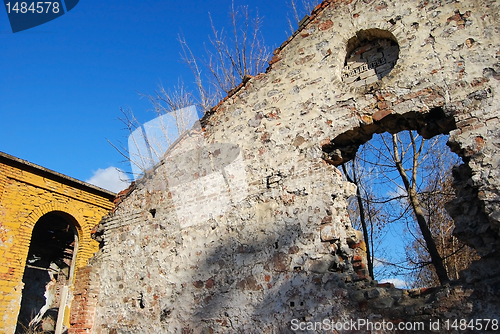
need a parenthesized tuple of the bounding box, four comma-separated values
(17, 201, 94, 277)
(21, 202, 84, 242)
(340, 28, 400, 87)
(337, 6, 411, 51)
(333, 15, 416, 89)
(17, 209, 82, 330)
(0, 151, 115, 333)
(344, 28, 399, 57)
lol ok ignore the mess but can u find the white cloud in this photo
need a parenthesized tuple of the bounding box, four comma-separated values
(373, 258, 385, 268)
(86, 167, 130, 193)
(378, 278, 408, 288)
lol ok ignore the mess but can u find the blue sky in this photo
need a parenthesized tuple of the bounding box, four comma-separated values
(1, 0, 301, 192)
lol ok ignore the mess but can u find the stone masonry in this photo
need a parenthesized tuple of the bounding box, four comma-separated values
(77, 0, 500, 332)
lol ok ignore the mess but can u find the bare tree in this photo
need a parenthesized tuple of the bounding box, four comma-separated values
(409, 174, 479, 287)
(109, 81, 197, 177)
(178, 3, 271, 109)
(343, 131, 463, 286)
(286, 0, 320, 34)
(344, 144, 400, 281)
(113, 4, 271, 177)
(390, 131, 449, 284)
(343, 157, 375, 279)
(141, 82, 195, 134)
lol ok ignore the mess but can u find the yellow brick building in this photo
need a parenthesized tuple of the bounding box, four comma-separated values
(0, 152, 115, 334)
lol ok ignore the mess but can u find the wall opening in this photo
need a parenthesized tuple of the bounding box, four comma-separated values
(342, 29, 399, 87)
(322, 108, 481, 288)
(16, 211, 78, 334)
(342, 131, 479, 288)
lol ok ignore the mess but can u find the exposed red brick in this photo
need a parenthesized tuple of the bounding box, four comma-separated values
(321, 215, 332, 223)
(372, 109, 392, 121)
(353, 262, 366, 269)
(269, 55, 282, 66)
(319, 20, 333, 31)
(471, 77, 488, 87)
(270, 252, 288, 272)
(377, 101, 388, 109)
(352, 255, 363, 262)
(350, 241, 366, 250)
(193, 280, 204, 289)
(236, 275, 262, 291)
(205, 278, 215, 289)
(475, 136, 485, 152)
(295, 54, 316, 65)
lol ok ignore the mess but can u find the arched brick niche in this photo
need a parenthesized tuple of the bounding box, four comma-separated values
(342, 29, 399, 87)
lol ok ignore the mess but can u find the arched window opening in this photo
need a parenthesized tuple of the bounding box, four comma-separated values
(322, 107, 481, 289)
(341, 131, 479, 288)
(16, 212, 78, 334)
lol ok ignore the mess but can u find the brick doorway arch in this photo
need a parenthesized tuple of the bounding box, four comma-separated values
(16, 211, 79, 334)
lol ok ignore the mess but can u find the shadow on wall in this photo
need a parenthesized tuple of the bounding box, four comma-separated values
(166, 223, 359, 333)
(95, 114, 500, 332)
(142, 184, 364, 333)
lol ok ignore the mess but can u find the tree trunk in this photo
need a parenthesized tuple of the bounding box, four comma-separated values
(392, 133, 449, 285)
(407, 188, 450, 284)
(342, 163, 374, 279)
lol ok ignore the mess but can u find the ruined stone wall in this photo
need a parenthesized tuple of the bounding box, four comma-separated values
(86, 0, 500, 332)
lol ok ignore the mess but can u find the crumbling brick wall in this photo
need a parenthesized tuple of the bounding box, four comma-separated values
(84, 0, 500, 332)
(0, 152, 115, 334)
